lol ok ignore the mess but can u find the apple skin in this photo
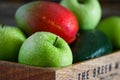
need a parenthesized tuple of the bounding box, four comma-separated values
(0, 25, 26, 61)
(98, 16, 120, 49)
(18, 32, 73, 67)
(15, 1, 79, 44)
(60, 0, 101, 30)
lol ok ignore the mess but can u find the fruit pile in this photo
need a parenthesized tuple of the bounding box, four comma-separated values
(0, 0, 120, 68)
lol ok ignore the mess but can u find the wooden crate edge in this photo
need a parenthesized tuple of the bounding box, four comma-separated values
(56, 51, 120, 80)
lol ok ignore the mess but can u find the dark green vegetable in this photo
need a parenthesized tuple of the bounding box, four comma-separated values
(71, 29, 112, 63)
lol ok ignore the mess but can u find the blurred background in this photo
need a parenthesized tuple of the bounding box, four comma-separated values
(0, 0, 120, 26)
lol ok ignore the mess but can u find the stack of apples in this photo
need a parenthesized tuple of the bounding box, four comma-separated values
(0, 0, 120, 68)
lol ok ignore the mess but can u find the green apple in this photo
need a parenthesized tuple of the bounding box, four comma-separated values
(60, 0, 102, 30)
(18, 32, 73, 67)
(0, 24, 26, 61)
(98, 16, 120, 49)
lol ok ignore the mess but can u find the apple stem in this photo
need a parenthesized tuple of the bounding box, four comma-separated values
(53, 36, 58, 46)
(1, 24, 4, 28)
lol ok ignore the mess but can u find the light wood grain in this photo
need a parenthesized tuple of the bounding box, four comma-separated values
(56, 51, 120, 80)
(0, 51, 120, 80)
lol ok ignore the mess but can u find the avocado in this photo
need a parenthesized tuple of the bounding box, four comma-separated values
(71, 29, 112, 63)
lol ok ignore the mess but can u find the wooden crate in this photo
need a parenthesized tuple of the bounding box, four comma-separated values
(0, 51, 120, 80)
(0, 1, 120, 80)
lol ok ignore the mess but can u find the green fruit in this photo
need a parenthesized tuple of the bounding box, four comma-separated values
(18, 32, 73, 67)
(60, 0, 101, 30)
(0, 24, 26, 61)
(71, 30, 112, 63)
(98, 16, 120, 49)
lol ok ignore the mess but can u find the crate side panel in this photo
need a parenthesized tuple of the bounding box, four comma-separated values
(56, 51, 120, 80)
(0, 61, 55, 80)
